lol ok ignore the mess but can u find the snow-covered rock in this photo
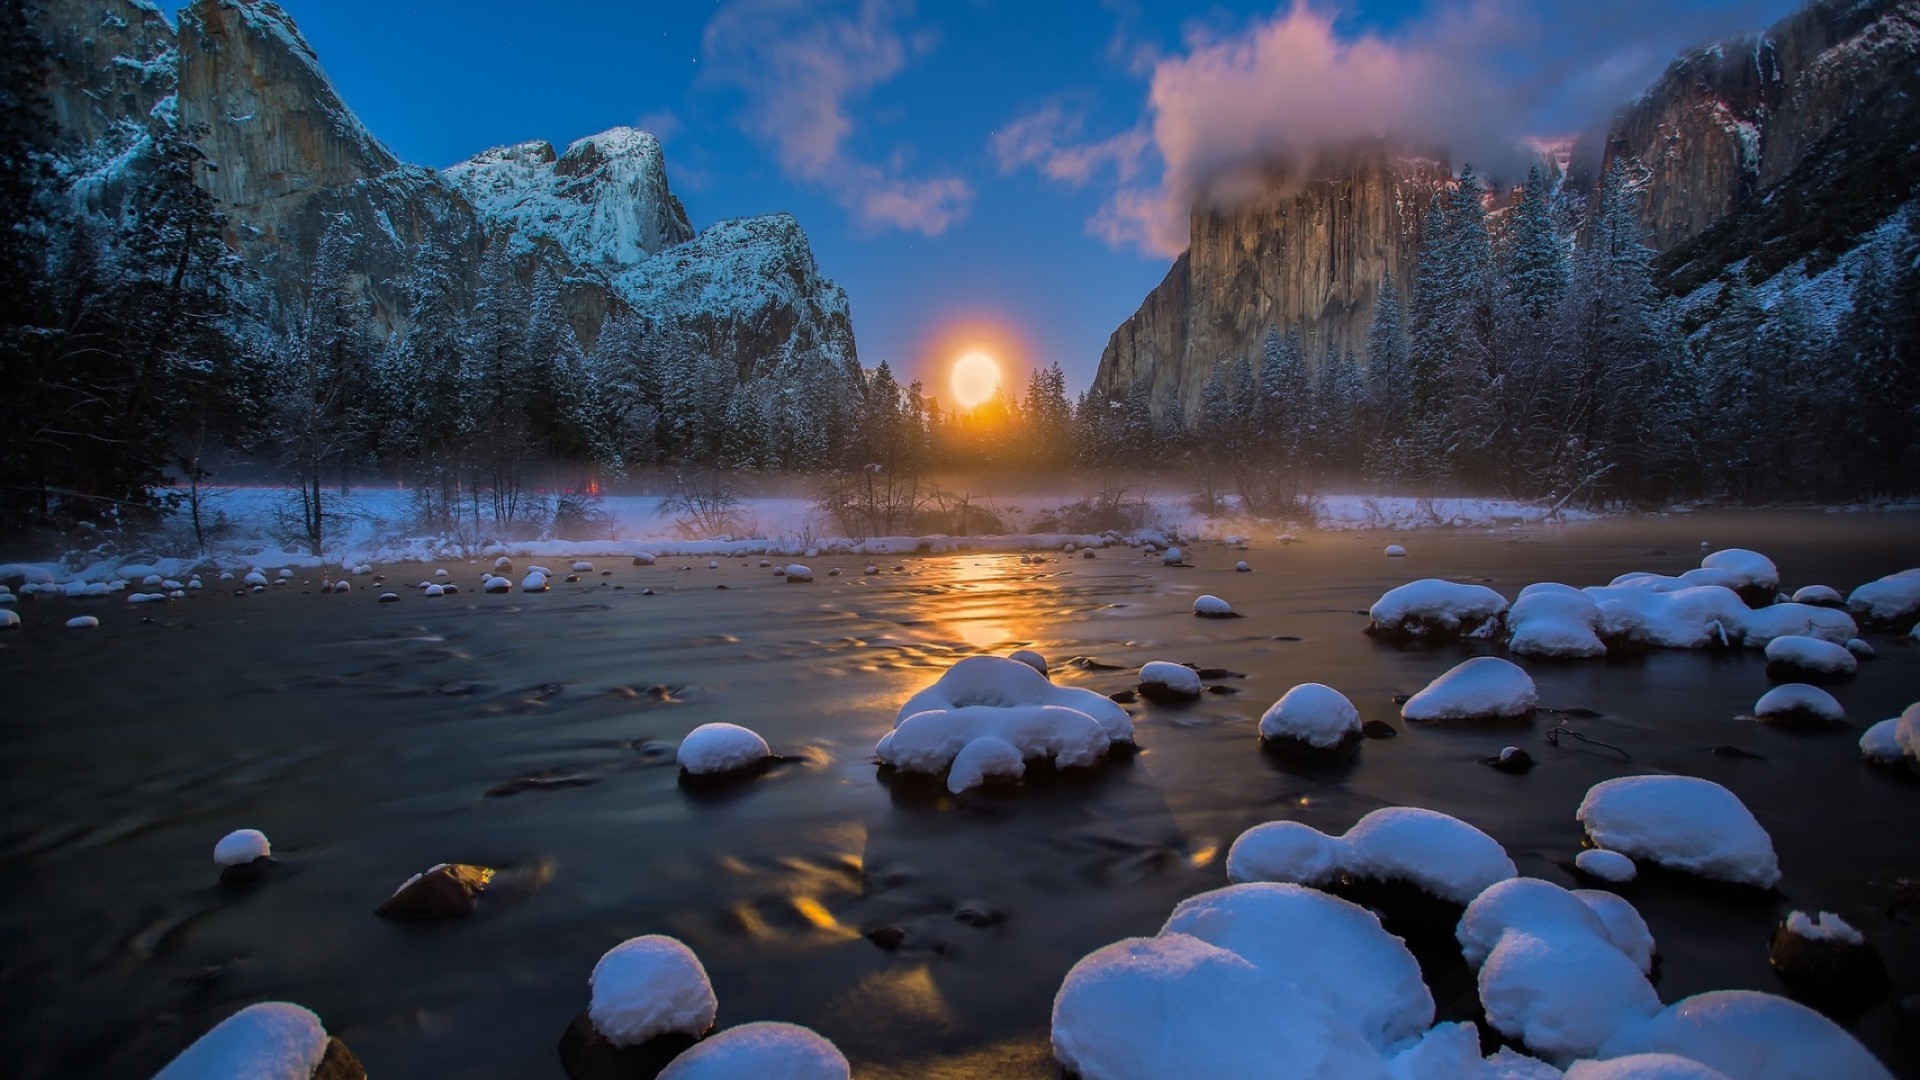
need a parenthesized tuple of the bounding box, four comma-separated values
(570, 560, 594, 572)
(1738, 602, 1858, 646)
(1367, 579, 1507, 640)
(66, 615, 99, 629)
(1859, 703, 1919, 765)
(1385, 544, 1407, 557)
(1700, 548, 1779, 596)
(1577, 776, 1780, 888)
(520, 571, 549, 592)
(587, 935, 717, 1047)
(1139, 660, 1203, 702)
(1228, 807, 1515, 906)
(1575, 889, 1658, 974)
(1235, 560, 1251, 572)
(423, 583, 445, 597)
(1563, 1054, 1733, 1080)
(676, 723, 772, 777)
(213, 829, 270, 866)
(877, 656, 1132, 790)
(945, 735, 1027, 794)
(153, 1002, 331, 1080)
(483, 575, 511, 594)
(655, 1022, 850, 1080)
(1258, 683, 1361, 750)
(1458, 877, 1662, 1062)
(783, 563, 813, 582)
(1007, 649, 1048, 675)
(1763, 635, 1857, 681)
(1575, 849, 1638, 883)
(1192, 594, 1236, 618)
(1402, 657, 1537, 723)
(1051, 883, 1437, 1080)
(0, 610, 17, 630)
(1789, 584, 1844, 608)
(1161, 546, 1184, 565)
(1847, 568, 1920, 628)
(1751, 683, 1844, 726)
(243, 571, 269, 587)
(1599, 990, 1892, 1080)
(1509, 584, 1608, 658)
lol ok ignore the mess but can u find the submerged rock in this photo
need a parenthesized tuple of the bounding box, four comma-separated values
(376, 863, 495, 920)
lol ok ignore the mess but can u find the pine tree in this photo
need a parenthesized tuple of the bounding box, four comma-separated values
(1501, 166, 1569, 318)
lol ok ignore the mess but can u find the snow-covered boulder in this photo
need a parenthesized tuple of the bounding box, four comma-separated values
(0, 610, 17, 630)
(570, 560, 594, 573)
(1228, 807, 1516, 908)
(877, 656, 1133, 792)
(376, 863, 494, 920)
(521, 571, 549, 592)
(1847, 568, 1920, 628)
(1768, 910, 1886, 1010)
(243, 571, 269, 588)
(1235, 560, 1251, 572)
(587, 935, 718, 1047)
(1457, 877, 1662, 1062)
(214, 829, 271, 866)
(1007, 649, 1048, 676)
(1751, 683, 1845, 727)
(1700, 548, 1779, 600)
(945, 735, 1026, 793)
(1385, 544, 1407, 557)
(153, 1002, 337, 1080)
(1402, 657, 1537, 723)
(1859, 703, 1919, 766)
(483, 575, 511, 594)
(424, 583, 445, 598)
(1565, 1053, 1734, 1080)
(1739, 603, 1857, 647)
(676, 723, 772, 777)
(1258, 683, 1362, 751)
(1509, 584, 1608, 658)
(783, 564, 813, 582)
(1138, 660, 1203, 703)
(1584, 585, 1748, 649)
(1789, 584, 1844, 608)
(1763, 635, 1856, 682)
(1161, 546, 1184, 565)
(1575, 849, 1637, 884)
(1050, 884, 1437, 1080)
(1192, 594, 1238, 618)
(632, 553, 658, 566)
(1598, 990, 1892, 1080)
(1577, 776, 1779, 889)
(655, 1022, 850, 1080)
(66, 615, 99, 629)
(1366, 579, 1507, 641)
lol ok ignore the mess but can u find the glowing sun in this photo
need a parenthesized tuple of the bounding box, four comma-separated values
(951, 351, 1001, 409)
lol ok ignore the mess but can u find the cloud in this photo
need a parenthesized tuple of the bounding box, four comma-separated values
(1002, 0, 1793, 256)
(702, 0, 973, 235)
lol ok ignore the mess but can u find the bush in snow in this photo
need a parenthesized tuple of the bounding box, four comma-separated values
(1508, 584, 1607, 658)
(677, 723, 773, 778)
(1457, 877, 1662, 1062)
(1859, 703, 1919, 767)
(1762, 635, 1856, 682)
(1365, 579, 1507, 641)
(153, 1002, 359, 1080)
(1402, 656, 1537, 723)
(1847, 568, 1920, 629)
(655, 1022, 850, 1080)
(875, 656, 1132, 793)
(1750, 683, 1845, 728)
(1258, 683, 1362, 753)
(1138, 660, 1202, 703)
(1577, 776, 1779, 889)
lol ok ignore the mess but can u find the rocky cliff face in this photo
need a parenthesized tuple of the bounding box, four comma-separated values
(1599, 0, 1920, 253)
(33, 0, 855, 386)
(1091, 147, 1450, 425)
(445, 129, 694, 271)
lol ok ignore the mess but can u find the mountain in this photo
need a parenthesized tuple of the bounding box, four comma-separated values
(1094, 0, 1919, 426)
(1091, 145, 1451, 426)
(34, 0, 855, 392)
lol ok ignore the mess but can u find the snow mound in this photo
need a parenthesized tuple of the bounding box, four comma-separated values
(1762, 635, 1856, 678)
(1574, 890, 1657, 974)
(1575, 849, 1637, 883)
(945, 735, 1026, 793)
(1577, 776, 1779, 888)
(1564, 1054, 1733, 1080)
(1007, 649, 1048, 675)
(879, 704, 1110, 788)
(0, 610, 17, 630)
(655, 1022, 850, 1080)
(677, 723, 772, 776)
(1259, 683, 1362, 749)
(1859, 704, 1919, 764)
(1509, 584, 1608, 658)
(521, 571, 549, 592)
(1847, 569, 1920, 627)
(1228, 807, 1515, 905)
(66, 616, 99, 629)
(1386, 544, 1407, 557)
(894, 655, 1132, 744)
(1402, 657, 1537, 723)
(1699, 549, 1779, 594)
(1458, 877, 1662, 1062)
(1789, 585, 1843, 607)
(1051, 884, 1435, 1080)
(1367, 580, 1507, 639)
(587, 935, 717, 1047)
(213, 829, 270, 866)
(570, 560, 594, 572)
(784, 564, 813, 582)
(1140, 660, 1202, 699)
(1193, 594, 1235, 617)
(1751, 684, 1844, 726)
(1584, 585, 1750, 649)
(1784, 910, 1863, 945)
(154, 1002, 329, 1080)
(1600, 990, 1892, 1080)
(1739, 603, 1858, 646)
(1162, 546, 1184, 565)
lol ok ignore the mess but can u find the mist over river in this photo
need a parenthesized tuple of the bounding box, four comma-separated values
(2, 511, 1917, 1078)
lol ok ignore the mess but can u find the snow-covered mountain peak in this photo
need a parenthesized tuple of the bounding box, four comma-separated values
(445, 126, 693, 270)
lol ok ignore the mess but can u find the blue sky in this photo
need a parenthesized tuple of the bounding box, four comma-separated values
(269, 0, 1794, 395)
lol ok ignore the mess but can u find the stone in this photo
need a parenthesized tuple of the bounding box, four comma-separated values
(375, 863, 494, 920)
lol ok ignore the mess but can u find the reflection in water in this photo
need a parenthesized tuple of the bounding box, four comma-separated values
(1, 512, 1917, 1078)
